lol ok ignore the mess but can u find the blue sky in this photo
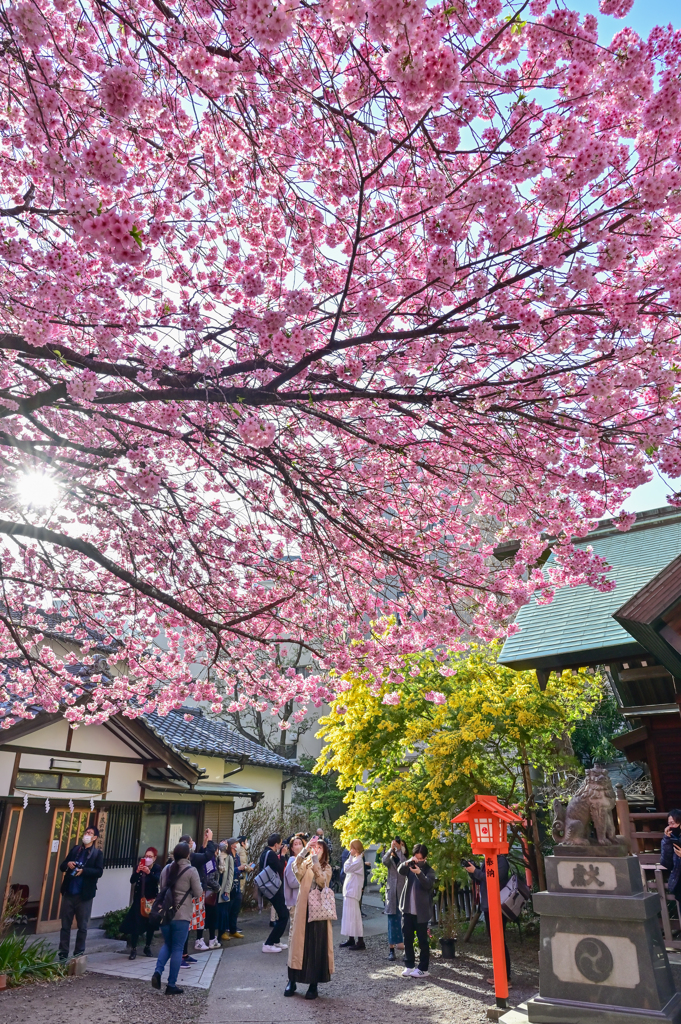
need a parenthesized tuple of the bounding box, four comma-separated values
(562, 1, 679, 513)
(569, 0, 678, 39)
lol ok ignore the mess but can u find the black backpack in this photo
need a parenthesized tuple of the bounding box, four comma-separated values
(150, 865, 191, 926)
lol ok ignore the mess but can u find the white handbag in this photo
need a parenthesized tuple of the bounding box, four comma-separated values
(307, 884, 337, 921)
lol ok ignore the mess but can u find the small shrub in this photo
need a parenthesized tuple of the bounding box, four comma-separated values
(0, 934, 65, 986)
(101, 906, 129, 939)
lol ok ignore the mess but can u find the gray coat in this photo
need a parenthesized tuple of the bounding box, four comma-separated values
(382, 848, 406, 915)
(159, 859, 202, 922)
(397, 860, 436, 924)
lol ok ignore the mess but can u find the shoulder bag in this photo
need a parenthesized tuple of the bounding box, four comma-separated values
(307, 883, 337, 921)
(254, 863, 282, 899)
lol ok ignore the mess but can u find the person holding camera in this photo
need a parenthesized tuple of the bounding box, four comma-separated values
(382, 837, 407, 961)
(286, 834, 333, 999)
(397, 843, 436, 978)
(123, 846, 161, 959)
(58, 824, 104, 960)
(464, 854, 512, 987)
(261, 833, 290, 952)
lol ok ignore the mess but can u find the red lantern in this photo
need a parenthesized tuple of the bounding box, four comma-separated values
(452, 796, 523, 1009)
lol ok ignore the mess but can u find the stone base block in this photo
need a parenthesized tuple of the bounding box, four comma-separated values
(526, 992, 681, 1024)
(554, 843, 630, 860)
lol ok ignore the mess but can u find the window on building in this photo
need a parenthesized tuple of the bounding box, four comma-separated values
(15, 771, 103, 792)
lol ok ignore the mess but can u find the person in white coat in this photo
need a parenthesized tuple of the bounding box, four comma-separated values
(339, 839, 365, 950)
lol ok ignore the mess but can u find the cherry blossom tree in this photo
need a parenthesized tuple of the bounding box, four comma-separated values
(0, 0, 679, 727)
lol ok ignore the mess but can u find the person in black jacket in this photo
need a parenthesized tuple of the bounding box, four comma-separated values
(397, 843, 436, 978)
(466, 854, 511, 986)
(122, 847, 162, 959)
(58, 825, 104, 960)
(261, 832, 290, 952)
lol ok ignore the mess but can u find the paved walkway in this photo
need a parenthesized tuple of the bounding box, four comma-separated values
(87, 947, 222, 989)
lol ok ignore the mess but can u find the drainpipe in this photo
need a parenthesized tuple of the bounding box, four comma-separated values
(280, 775, 294, 814)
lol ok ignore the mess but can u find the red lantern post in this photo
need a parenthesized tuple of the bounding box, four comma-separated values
(452, 796, 523, 1010)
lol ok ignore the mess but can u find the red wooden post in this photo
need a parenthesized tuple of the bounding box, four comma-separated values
(484, 851, 508, 1006)
(452, 796, 523, 1011)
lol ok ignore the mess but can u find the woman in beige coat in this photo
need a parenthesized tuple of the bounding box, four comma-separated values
(285, 836, 334, 1000)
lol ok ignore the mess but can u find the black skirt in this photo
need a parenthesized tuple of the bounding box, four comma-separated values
(288, 910, 331, 985)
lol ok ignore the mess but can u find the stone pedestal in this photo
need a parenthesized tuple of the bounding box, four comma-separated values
(525, 851, 681, 1024)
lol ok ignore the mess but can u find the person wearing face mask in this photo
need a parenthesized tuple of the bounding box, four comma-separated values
(122, 847, 162, 959)
(58, 824, 104, 960)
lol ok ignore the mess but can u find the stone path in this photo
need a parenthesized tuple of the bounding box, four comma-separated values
(87, 946, 223, 989)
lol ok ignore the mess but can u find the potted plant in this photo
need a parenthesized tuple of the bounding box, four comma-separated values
(438, 904, 458, 959)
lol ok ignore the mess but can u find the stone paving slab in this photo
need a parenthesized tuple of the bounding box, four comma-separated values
(86, 947, 222, 989)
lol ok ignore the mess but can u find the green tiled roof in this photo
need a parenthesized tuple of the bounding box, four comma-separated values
(498, 508, 681, 670)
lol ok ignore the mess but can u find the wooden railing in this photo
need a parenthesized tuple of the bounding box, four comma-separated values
(615, 788, 666, 853)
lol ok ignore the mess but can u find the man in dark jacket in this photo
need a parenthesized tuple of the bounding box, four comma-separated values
(58, 825, 104, 959)
(397, 843, 436, 977)
(660, 809, 681, 899)
(466, 853, 511, 985)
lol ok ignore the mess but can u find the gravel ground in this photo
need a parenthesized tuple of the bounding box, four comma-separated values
(304, 927, 540, 1024)
(0, 973, 208, 1024)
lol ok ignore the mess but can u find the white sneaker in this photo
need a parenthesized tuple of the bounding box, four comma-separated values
(402, 967, 415, 977)
(208, 939, 221, 949)
(262, 944, 283, 953)
(274, 942, 288, 949)
(194, 939, 209, 951)
(411, 968, 430, 978)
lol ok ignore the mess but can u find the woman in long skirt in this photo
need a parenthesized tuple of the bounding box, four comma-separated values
(285, 836, 334, 1000)
(339, 839, 365, 950)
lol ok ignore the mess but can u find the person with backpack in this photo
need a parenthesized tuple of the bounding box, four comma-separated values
(257, 832, 289, 952)
(465, 854, 512, 987)
(151, 842, 202, 995)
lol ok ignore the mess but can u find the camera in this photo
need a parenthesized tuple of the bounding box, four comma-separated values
(460, 857, 472, 868)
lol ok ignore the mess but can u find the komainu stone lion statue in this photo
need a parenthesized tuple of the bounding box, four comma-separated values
(552, 768, 618, 846)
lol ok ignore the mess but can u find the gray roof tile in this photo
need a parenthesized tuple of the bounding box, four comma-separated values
(143, 708, 304, 773)
(499, 511, 681, 669)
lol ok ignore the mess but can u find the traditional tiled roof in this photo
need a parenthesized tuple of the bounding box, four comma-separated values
(143, 707, 305, 774)
(498, 507, 681, 670)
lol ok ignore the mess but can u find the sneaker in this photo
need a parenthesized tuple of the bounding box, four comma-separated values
(151, 971, 161, 990)
(165, 985, 184, 995)
(208, 939, 221, 949)
(402, 967, 416, 977)
(274, 941, 288, 949)
(194, 939, 209, 952)
(182, 955, 197, 965)
(411, 969, 430, 978)
(179, 962, 191, 969)
(262, 943, 283, 953)
(229, 931, 244, 938)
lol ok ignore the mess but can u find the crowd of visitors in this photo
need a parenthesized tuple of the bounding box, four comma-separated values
(56, 820, 512, 1000)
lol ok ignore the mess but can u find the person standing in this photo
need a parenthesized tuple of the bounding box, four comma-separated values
(661, 809, 681, 901)
(398, 843, 436, 979)
(261, 832, 290, 953)
(58, 824, 104, 960)
(285, 836, 334, 1000)
(382, 837, 407, 960)
(151, 842, 202, 995)
(465, 854, 512, 987)
(339, 839, 365, 950)
(284, 834, 306, 931)
(124, 847, 161, 959)
(175, 829, 215, 957)
(316, 827, 332, 860)
(217, 840, 234, 941)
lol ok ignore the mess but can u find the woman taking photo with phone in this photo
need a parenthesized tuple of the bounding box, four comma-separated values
(285, 835, 334, 1000)
(123, 846, 161, 959)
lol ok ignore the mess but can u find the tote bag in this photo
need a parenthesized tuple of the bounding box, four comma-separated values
(307, 885, 337, 922)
